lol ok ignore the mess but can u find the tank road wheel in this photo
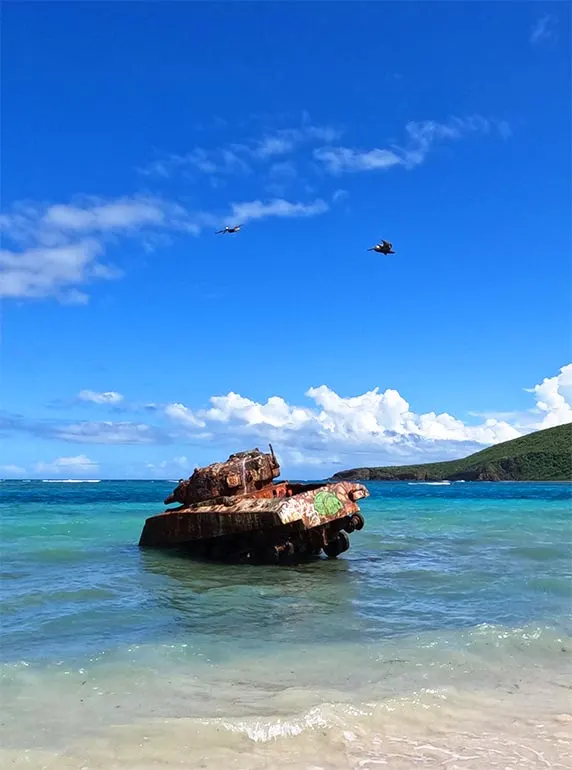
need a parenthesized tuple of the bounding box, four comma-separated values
(323, 531, 351, 558)
(349, 513, 365, 531)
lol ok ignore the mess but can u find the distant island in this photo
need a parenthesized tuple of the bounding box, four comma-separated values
(332, 424, 572, 482)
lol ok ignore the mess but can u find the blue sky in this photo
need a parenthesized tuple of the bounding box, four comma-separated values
(1, 2, 570, 479)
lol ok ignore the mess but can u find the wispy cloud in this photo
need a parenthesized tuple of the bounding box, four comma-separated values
(530, 14, 557, 45)
(77, 390, 124, 405)
(332, 189, 349, 203)
(139, 122, 341, 178)
(2, 112, 510, 304)
(0, 412, 172, 445)
(0, 189, 332, 302)
(140, 148, 250, 178)
(227, 198, 328, 225)
(51, 421, 168, 444)
(251, 125, 340, 159)
(314, 116, 509, 174)
(315, 146, 402, 174)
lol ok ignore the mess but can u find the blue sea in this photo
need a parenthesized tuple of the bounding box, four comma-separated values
(1, 480, 571, 769)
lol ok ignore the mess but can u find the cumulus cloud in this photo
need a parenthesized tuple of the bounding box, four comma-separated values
(160, 363, 572, 467)
(3, 365, 570, 471)
(35, 454, 99, 475)
(314, 116, 509, 174)
(164, 403, 206, 428)
(78, 390, 124, 405)
(190, 384, 520, 447)
(526, 364, 572, 429)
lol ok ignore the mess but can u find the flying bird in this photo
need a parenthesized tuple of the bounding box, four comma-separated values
(368, 240, 395, 255)
(216, 224, 242, 234)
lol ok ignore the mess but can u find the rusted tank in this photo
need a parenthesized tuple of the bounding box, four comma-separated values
(139, 447, 369, 563)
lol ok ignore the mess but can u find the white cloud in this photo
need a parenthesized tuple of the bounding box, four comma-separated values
(0, 197, 194, 248)
(3, 364, 570, 471)
(227, 198, 328, 224)
(194, 384, 520, 447)
(315, 146, 403, 174)
(202, 392, 312, 428)
(35, 454, 99, 475)
(164, 403, 206, 428)
(526, 364, 572, 429)
(255, 135, 298, 158)
(0, 196, 201, 302)
(252, 126, 340, 159)
(0, 239, 115, 302)
(0, 188, 330, 302)
(41, 199, 167, 232)
(147, 148, 250, 177)
(314, 116, 508, 174)
(530, 14, 557, 45)
(0, 464, 26, 476)
(78, 390, 124, 405)
(138, 122, 341, 177)
(160, 363, 571, 467)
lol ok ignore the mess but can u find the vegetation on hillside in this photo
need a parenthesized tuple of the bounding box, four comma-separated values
(332, 423, 572, 482)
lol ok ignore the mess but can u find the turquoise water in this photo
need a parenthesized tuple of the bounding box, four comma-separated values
(1, 480, 571, 768)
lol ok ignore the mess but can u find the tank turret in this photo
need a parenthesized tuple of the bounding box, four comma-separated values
(164, 446, 280, 507)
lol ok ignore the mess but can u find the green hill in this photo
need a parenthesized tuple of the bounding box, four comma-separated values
(332, 423, 572, 482)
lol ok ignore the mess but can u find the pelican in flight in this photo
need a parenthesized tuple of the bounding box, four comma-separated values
(216, 224, 242, 234)
(368, 240, 395, 255)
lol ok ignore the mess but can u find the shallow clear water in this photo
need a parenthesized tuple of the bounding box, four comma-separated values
(1, 480, 571, 768)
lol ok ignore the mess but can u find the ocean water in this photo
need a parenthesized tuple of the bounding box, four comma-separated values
(1, 479, 571, 769)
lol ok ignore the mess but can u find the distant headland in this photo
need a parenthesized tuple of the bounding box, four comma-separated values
(332, 424, 572, 482)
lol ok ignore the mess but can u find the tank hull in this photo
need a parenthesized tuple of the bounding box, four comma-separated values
(139, 480, 369, 563)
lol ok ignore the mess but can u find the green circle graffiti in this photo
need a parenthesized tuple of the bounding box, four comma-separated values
(313, 491, 343, 517)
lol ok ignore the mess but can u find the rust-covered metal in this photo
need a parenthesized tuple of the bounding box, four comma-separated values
(139, 447, 369, 563)
(164, 447, 280, 506)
